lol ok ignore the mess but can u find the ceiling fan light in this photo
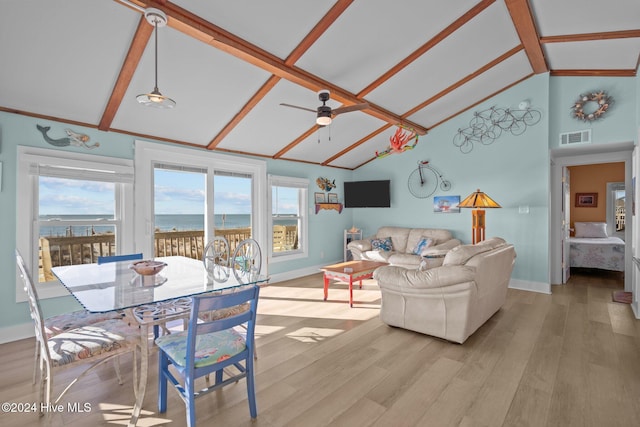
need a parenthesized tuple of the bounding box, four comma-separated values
(316, 115, 332, 126)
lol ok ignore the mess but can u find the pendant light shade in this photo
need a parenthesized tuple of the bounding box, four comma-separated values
(137, 8, 175, 109)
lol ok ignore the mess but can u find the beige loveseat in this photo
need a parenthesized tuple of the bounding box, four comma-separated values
(347, 226, 461, 269)
(373, 237, 516, 344)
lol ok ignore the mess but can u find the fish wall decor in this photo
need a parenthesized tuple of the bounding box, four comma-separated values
(37, 125, 100, 149)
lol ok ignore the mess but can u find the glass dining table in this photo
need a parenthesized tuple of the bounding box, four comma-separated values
(52, 255, 269, 427)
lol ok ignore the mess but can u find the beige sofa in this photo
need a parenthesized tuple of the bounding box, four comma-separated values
(347, 226, 461, 269)
(373, 237, 516, 344)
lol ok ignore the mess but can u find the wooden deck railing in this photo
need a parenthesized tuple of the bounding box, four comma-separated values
(38, 226, 298, 282)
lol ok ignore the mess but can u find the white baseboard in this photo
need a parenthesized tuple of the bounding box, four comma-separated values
(509, 279, 551, 294)
(0, 322, 34, 344)
(268, 259, 340, 283)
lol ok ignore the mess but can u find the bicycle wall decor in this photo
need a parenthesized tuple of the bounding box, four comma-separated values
(452, 104, 542, 154)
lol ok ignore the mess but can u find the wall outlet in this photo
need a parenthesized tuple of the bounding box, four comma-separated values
(519, 205, 530, 214)
(320, 251, 324, 259)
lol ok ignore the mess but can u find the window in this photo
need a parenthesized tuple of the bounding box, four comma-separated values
(16, 146, 134, 300)
(134, 140, 267, 269)
(268, 175, 308, 262)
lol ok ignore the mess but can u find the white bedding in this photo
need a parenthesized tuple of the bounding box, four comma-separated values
(568, 236, 625, 272)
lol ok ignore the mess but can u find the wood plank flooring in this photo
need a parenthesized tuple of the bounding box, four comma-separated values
(1, 269, 638, 426)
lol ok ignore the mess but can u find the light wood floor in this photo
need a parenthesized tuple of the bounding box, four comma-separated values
(1, 270, 639, 427)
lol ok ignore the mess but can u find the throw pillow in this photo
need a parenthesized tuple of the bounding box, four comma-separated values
(412, 237, 434, 255)
(371, 237, 393, 251)
(574, 222, 608, 238)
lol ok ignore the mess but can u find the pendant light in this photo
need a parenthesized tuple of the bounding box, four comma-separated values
(136, 8, 175, 109)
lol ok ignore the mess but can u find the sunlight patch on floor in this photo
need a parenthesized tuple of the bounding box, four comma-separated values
(285, 326, 344, 343)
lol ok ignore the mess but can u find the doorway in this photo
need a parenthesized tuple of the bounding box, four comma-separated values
(550, 143, 633, 293)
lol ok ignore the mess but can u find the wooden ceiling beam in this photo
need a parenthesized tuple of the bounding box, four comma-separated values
(357, 0, 495, 98)
(541, 29, 640, 44)
(207, 0, 354, 150)
(98, 15, 153, 131)
(125, 0, 426, 135)
(322, 124, 392, 166)
(550, 69, 636, 77)
(504, 0, 547, 74)
(403, 46, 523, 118)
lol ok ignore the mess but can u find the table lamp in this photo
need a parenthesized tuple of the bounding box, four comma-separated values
(459, 189, 501, 244)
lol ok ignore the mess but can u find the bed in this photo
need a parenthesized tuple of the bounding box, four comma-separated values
(569, 222, 625, 272)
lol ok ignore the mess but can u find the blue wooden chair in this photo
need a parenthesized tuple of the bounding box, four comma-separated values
(97, 253, 143, 264)
(156, 285, 260, 427)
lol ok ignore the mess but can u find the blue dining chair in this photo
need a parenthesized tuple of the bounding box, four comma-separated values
(97, 253, 143, 264)
(156, 285, 260, 427)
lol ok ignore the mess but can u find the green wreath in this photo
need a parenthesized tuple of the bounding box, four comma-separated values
(572, 91, 612, 122)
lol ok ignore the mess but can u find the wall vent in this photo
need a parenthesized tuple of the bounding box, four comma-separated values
(559, 129, 591, 146)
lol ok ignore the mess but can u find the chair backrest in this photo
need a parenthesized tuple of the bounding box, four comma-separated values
(232, 238, 262, 274)
(203, 236, 230, 268)
(186, 285, 260, 370)
(97, 253, 143, 264)
(16, 250, 50, 362)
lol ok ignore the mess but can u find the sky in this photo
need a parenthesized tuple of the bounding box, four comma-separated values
(39, 169, 298, 216)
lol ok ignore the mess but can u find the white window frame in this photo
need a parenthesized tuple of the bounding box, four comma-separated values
(16, 146, 134, 301)
(268, 174, 309, 263)
(133, 140, 267, 273)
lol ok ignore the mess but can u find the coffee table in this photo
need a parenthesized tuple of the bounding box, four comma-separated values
(320, 260, 388, 307)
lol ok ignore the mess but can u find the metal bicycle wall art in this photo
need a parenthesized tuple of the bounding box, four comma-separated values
(452, 103, 542, 154)
(407, 160, 451, 199)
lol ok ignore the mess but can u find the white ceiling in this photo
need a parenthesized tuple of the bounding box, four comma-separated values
(1, 0, 639, 169)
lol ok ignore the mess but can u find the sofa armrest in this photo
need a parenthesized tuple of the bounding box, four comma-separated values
(347, 238, 372, 260)
(373, 264, 475, 291)
(424, 238, 461, 254)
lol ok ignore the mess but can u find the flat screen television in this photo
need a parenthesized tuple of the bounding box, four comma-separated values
(344, 180, 391, 208)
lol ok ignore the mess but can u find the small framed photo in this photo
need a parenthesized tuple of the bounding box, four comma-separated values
(314, 192, 326, 204)
(328, 193, 338, 203)
(575, 192, 597, 207)
(434, 195, 460, 213)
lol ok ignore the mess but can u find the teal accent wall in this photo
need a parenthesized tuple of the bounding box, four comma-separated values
(351, 74, 551, 284)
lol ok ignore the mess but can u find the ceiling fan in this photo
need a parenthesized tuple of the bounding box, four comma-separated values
(280, 90, 369, 126)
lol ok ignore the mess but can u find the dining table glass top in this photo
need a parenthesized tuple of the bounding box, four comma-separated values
(51, 256, 268, 313)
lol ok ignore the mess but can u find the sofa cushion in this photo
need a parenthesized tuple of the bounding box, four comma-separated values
(363, 250, 393, 262)
(371, 237, 393, 251)
(442, 237, 506, 266)
(387, 252, 422, 268)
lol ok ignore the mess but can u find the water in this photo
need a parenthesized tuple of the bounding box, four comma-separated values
(39, 214, 255, 237)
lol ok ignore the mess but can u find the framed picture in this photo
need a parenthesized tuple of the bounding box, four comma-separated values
(314, 192, 326, 204)
(433, 195, 460, 213)
(328, 193, 338, 203)
(575, 192, 597, 207)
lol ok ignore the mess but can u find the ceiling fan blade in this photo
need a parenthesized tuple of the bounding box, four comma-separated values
(280, 103, 316, 113)
(332, 103, 369, 116)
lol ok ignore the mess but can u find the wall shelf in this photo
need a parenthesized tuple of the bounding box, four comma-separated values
(315, 203, 343, 214)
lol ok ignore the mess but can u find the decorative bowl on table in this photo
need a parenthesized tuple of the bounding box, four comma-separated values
(129, 260, 167, 276)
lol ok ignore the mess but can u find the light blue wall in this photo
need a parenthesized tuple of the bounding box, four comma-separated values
(352, 74, 551, 284)
(1, 70, 639, 333)
(264, 159, 354, 274)
(0, 112, 354, 330)
(549, 76, 637, 147)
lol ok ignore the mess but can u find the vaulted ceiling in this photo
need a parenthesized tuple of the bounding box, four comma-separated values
(2, 1, 639, 169)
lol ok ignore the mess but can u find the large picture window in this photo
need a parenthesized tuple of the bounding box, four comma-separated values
(16, 147, 134, 300)
(268, 175, 308, 261)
